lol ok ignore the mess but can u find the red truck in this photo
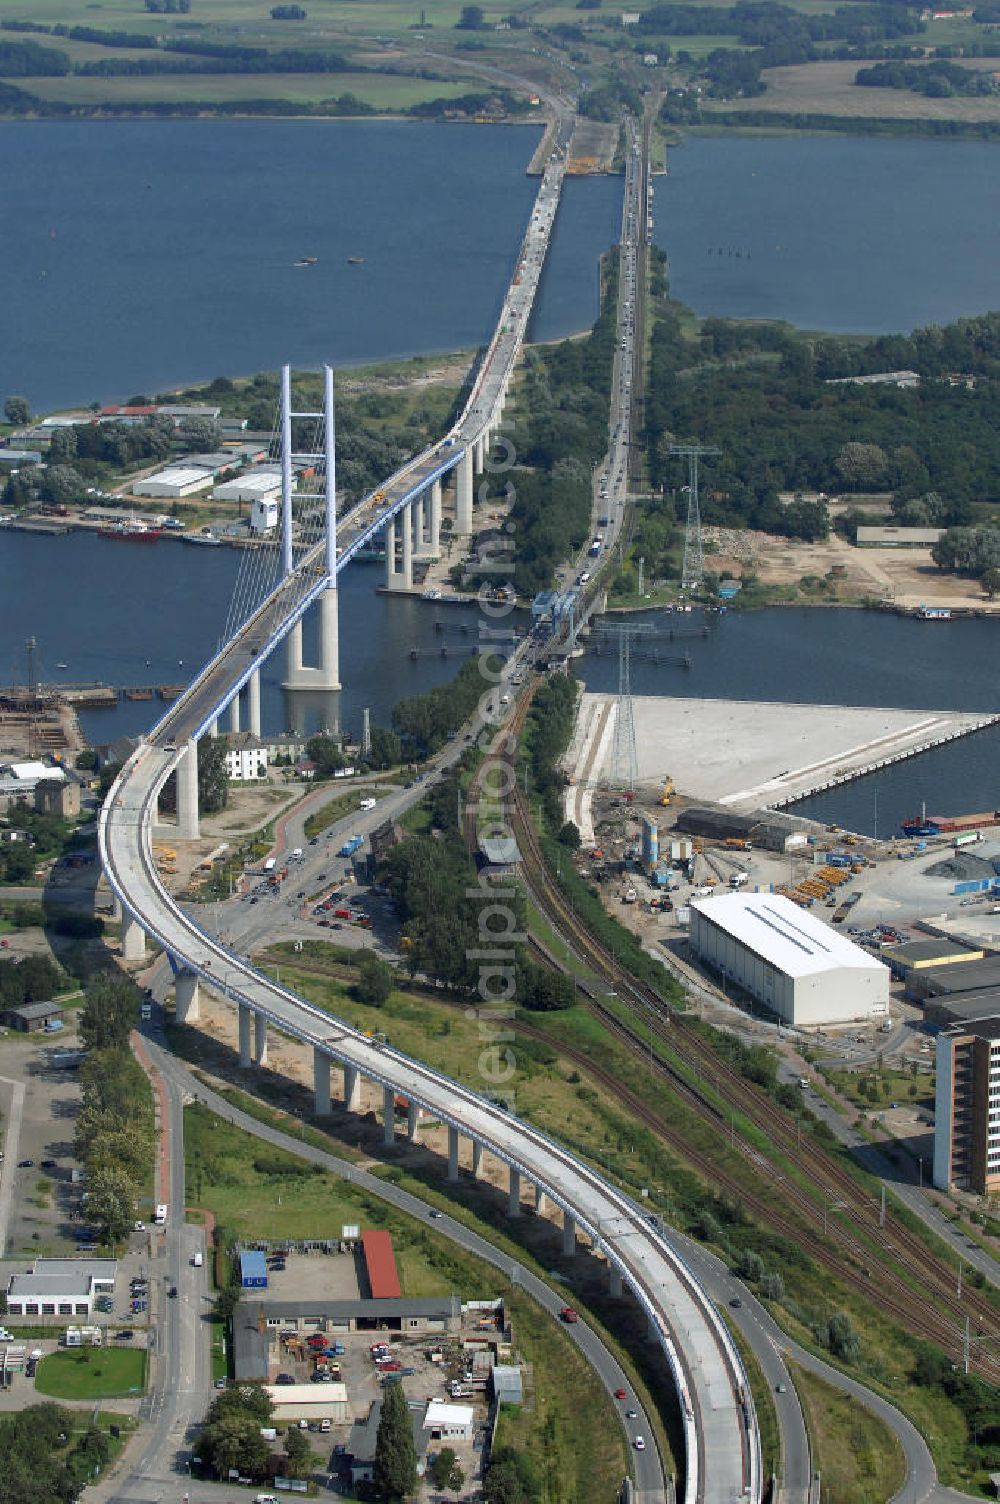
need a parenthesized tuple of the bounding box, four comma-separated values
(334, 908, 353, 920)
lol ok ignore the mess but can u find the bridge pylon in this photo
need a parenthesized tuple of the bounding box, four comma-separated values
(282, 363, 341, 692)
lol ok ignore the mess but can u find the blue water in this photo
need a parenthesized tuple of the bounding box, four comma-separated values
(0, 529, 520, 746)
(659, 135, 1000, 333)
(1, 119, 620, 413)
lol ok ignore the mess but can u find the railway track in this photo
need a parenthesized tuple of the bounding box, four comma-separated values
(465, 702, 1000, 1378)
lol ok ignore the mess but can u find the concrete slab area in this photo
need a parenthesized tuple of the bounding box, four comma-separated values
(576, 694, 997, 811)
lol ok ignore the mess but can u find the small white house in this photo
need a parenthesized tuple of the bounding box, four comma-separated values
(248, 495, 280, 534)
(423, 1400, 474, 1441)
(224, 733, 268, 781)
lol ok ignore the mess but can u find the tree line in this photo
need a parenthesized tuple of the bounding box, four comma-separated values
(73, 973, 155, 1247)
(856, 57, 1000, 95)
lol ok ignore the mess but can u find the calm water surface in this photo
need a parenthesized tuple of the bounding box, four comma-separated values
(2, 119, 621, 412)
(659, 135, 1000, 333)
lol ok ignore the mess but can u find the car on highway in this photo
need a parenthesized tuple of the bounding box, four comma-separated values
(626, 1408, 637, 1419)
(776, 1383, 787, 1394)
(634, 1436, 646, 1451)
(429, 1209, 442, 1219)
(559, 1307, 578, 1324)
(614, 1388, 627, 1400)
(167, 1285, 178, 1298)
(729, 1297, 742, 1309)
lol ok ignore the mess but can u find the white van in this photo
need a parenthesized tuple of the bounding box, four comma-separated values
(154, 1203, 168, 1226)
(360, 798, 377, 812)
(192, 1250, 203, 1268)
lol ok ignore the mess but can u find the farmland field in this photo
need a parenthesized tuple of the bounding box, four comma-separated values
(24, 71, 475, 109)
(706, 58, 1000, 122)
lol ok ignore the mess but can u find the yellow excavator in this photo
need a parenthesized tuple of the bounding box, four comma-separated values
(659, 776, 674, 808)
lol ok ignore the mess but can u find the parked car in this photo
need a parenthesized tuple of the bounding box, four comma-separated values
(275, 1373, 296, 1386)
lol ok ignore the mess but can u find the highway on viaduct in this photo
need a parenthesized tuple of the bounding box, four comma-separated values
(99, 118, 759, 1504)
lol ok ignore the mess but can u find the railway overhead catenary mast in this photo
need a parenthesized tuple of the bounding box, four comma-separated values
(99, 121, 759, 1504)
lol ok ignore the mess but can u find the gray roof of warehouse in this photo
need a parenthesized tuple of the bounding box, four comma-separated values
(920, 959, 1000, 995)
(240, 1296, 461, 1320)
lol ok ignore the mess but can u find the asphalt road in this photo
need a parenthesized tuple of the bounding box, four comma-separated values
(91, 1013, 213, 1504)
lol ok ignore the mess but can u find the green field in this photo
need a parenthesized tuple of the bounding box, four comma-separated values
(25, 70, 473, 108)
(35, 1346, 148, 1400)
(792, 1362, 905, 1504)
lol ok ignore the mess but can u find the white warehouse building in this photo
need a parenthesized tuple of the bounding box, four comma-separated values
(215, 472, 282, 510)
(689, 892, 889, 1027)
(133, 466, 213, 498)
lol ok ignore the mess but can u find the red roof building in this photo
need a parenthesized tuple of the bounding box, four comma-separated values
(361, 1230, 401, 1300)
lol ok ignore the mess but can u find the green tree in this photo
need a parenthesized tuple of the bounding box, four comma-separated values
(178, 416, 221, 451)
(429, 1447, 458, 1489)
(374, 1378, 417, 1500)
(3, 395, 30, 425)
(75, 748, 97, 771)
(457, 3, 486, 24)
(367, 726, 402, 770)
(198, 737, 230, 814)
(557, 820, 580, 849)
(356, 950, 395, 1007)
(283, 1424, 315, 1479)
(826, 1312, 861, 1363)
(484, 1446, 541, 1504)
(306, 734, 345, 778)
(39, 464, 84, 506)
(982, 567, 1000, 599)
(78, 973, 138, 1052)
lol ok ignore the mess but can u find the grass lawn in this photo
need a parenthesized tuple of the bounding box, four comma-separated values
(26, 70, 475, 109)
(791, 1362, 905, 1504)
(303, 790, 371, 840)
(495, 1287, 628, 1503)
(35, 1347, 148, 1401)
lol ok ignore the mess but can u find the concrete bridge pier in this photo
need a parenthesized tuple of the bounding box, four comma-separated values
(429, 479, 442, 554)
(175, 970, 200, 1025)
(385, 516, 398, 588)
(400, 502, 413, 588)
(471, 1140, 483, 1179)
(283, 588, 340, 691)
(110, 893, 122, 923)
(209, 719, 219, 739)
(447, 1126, 460, 1182)
(343, 1064, 360, 1110)
(535, 1185, 547, 1216)
(508, 1166, 521, 1218)
(383, 1084, 396, 1146)
(457, 449, 473, 535)
(247, 670, 261, 737)
(412, 494, 427, 558)
(228, 695, 241, 735)
(609, 1268, 623, 1298)
(121, 912, 146, 962)
(176, 739, 199, 841)
(314, 1050, 332, 1115)
(563, 1211, 577, 1258)
(254, 1012, 268, 1066)
(238, 1003, 252, 1069)
(406, 1101, 419, 1140)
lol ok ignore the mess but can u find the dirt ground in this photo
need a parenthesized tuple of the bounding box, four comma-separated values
(705, 57, 1000, 122)
(705, 525, 1000, 612)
